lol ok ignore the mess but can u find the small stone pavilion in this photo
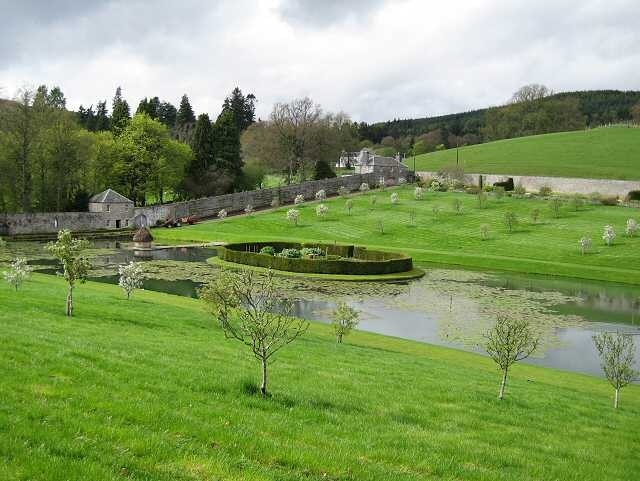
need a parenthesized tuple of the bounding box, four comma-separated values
(133, 227, 154, 249)
(88, 189, 135, 229)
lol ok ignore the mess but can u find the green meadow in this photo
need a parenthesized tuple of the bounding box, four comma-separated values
(155, 186, 640, 285)
(412, 127, 640, 180)
(1, 274, 638, 480)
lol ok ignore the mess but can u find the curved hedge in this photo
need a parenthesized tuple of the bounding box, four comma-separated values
(217, 242, 413, 275)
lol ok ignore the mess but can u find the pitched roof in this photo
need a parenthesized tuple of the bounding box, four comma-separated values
(89, 189, 133, 204)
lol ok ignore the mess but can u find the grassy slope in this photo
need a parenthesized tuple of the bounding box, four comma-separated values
(154, 186, 640, 285)
(1, 274, 638, 481)
(413, 127, 640, 180)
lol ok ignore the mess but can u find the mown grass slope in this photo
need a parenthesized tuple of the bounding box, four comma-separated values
(1, 274, 639, 480)
(155, 186, 640, 285)
(413, 127, 640, 180)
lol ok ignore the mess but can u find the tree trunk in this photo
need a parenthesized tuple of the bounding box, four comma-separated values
(614, 387, 619, 409)
(498, 369, 508, 399)
(337, 333, 343, 344)
(66, 285, 74, 317)
(260, 354, 268, 397)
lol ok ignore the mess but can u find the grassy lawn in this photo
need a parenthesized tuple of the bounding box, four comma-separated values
(1, 274, 638, 480)
(412, 127, 640, 180)
(154, 186, 640, 285)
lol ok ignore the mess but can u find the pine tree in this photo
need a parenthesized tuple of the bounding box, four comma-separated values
(222, 87, 256, 132)
(94, 101, 110, 131)
(213, 108, 242, 182)
(313, 160, 337, 180)
(190, 113, 215, 174)
(111, 86, 131, 136)
(176, 94, 196, 127)
(157, 101, 177, 129)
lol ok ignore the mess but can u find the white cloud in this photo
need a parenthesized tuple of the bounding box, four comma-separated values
(1, 0, 638, 123)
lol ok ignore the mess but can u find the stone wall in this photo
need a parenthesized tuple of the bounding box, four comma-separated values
(134, 173, 379, 226)
(1, 173, 379, 236)
(417, 171, 640, 197)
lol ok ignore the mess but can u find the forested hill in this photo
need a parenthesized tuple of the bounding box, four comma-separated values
(357, 90, 640, 147)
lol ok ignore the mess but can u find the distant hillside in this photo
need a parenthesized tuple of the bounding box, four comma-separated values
(412, 126, 640, 180)
(358, 90, 640, 146)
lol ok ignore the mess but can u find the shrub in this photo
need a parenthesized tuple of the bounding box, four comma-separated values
(480, 224, 490, 241)
(465, 185, 481, 195)
(602, 225, 616, 246)
(316, 203, 329, 218)
(579, 237, 592, 255)
(588, 192, 602, 204)
(569, 194, 585, 211)
(483, 184, 494, 192)
(338, 186, 349, 198)
(539, 185, 553, 197)
(278, 248, 302, 258)
(260, 246, 275, 256)
(513, 184, 526, 196)
(428, 179, 442, 192)
(218, 209, 228, 219)
(345, 199, 354, 215)
(601, 196, 619, 206)
(627, 190, 640, 201)
(244, 204, 254, 215)
(301, 247, 324, 258)
(0, 237, 6, 248)
(531, 208, 540, 224)
(286, 208, 300, 226)
(315, 189, 326, 201)
(359, 182, 370, 192)
(477, 192, 488, 209)
(414, 186, 424, 200)
(626, 218, 638, 237)
(294, 194, 305, 205)
(390, 192, 399, 204)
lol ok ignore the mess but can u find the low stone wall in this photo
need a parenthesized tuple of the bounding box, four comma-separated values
(134, 173, 379, 227)
(0, 212, 109, 236)
(417, 171, 640, 196)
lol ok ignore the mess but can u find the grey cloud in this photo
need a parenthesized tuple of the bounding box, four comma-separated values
(276, 0, 387, 27)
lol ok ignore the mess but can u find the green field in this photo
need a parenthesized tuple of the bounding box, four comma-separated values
(412, 127, 640, 180)
(2, 274, 638, 480)
(154, 186, 640, 285)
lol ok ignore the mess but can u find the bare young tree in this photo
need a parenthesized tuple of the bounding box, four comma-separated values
(593, 331, 638, 409)
(485, 315, 539, 400)
(200, 269, 309, 396)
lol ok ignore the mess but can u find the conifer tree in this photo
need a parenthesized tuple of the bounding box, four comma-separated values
(176, 94, 196, 127)
(222, 87, 256, 132)
(190, 113, 215, 174)
(157, 101, 177, 129)
(111, 86, 131, 136)
(213, 108, 242, 182)
(94, 101, 109, 131)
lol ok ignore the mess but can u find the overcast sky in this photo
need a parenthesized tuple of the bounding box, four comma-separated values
(1, 0, 638, 122)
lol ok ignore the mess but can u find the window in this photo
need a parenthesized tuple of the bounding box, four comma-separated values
(106, 220, 110, 227)
(106, 204, 111, 212)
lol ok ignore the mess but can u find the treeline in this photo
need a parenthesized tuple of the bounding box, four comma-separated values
(0, 86, 258, 212)
(357, 88, 640, 155)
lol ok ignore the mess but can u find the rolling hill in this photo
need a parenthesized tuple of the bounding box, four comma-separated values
(411, 126, 640, 180)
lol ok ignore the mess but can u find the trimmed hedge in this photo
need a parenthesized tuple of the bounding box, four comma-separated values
(218, 242, 413, 275)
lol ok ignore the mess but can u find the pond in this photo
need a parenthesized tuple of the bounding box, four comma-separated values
(2, 240, 639, 377)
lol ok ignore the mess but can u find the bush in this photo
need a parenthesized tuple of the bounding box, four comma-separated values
(483, 184, 494, 192)
(428, 179, 443, 192)
(588, 192, 602, 204)
(278, 248, 302, 258)
(539, 185, 553, 196)
(390, 193, 399, 204)
(244, 204, 254, 215)
(315, 189, 326, 201)
(259, 246, 275, 256)
(513, 184, 526, 196)
(627, 190, 640, 201)
(359, 183, 370, 192)
(294, 194, 305, 205)
(301, 247, 324, 258)
(316, 203, 329, 218)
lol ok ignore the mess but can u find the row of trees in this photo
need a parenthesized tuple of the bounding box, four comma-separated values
(0, 85, 258, 211)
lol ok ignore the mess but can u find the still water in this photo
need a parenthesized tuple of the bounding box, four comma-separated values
(5, 241, 639, 377)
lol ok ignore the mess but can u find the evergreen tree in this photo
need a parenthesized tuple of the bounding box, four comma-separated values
(222, 87, 256, 132)
(136, 96, 161, 119)
(213, 108, 242, 182)
(94, 101, 110, 131)
(176, 94, 196, 127)
(313, 160, 337, 180)
(157, 101, 177, 129)
(110, 86, 131, 136)
(189, 113, 215, 175)
(47, 86, 66, 109)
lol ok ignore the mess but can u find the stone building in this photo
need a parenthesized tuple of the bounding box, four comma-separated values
(88, 189, 135, 229)
(337, 149, 411, 180)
